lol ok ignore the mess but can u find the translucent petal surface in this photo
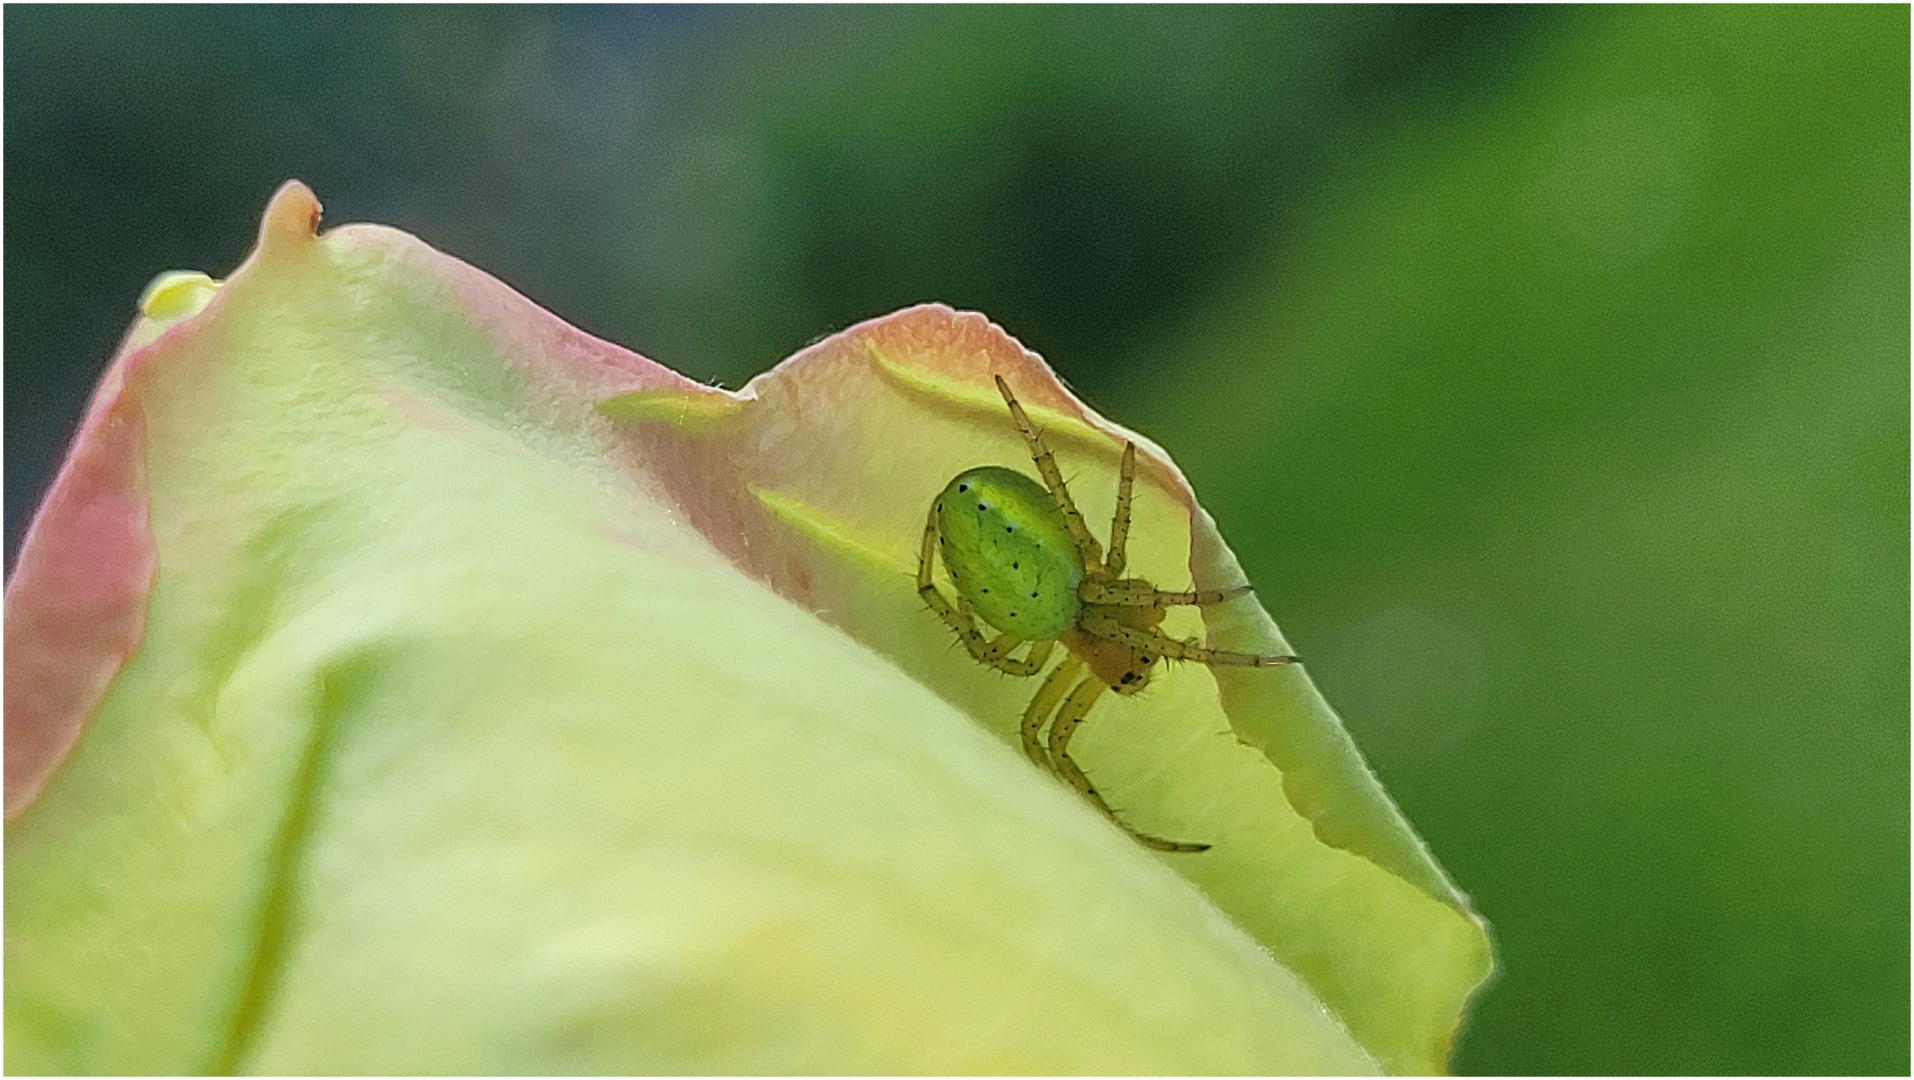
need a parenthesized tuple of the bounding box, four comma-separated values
(5, 181, 1488, 1074)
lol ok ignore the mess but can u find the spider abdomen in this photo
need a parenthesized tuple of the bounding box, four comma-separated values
(935, 465, 1084, 641)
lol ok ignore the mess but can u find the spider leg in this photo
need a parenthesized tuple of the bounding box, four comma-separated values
(1079, 612, 1299, 668)
(1047, 673, 1210, 853)
(1079, 580, 1256, 607)
(994, 375, 1105, 569)
(1020, 653, 1083, 769)
(1003, 638, 1055, 677)
(918, 499, 1054, 676)
(1106, 442, 1136, 577)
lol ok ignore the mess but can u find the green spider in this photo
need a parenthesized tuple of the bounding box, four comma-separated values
(917, 376, 1298, 852)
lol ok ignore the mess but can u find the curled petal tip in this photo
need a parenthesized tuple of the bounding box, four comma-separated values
(259, 180, 323, 252)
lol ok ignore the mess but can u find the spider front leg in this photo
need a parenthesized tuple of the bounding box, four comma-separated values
(918, 500, 1055, 675)
(994, 375, 1105, 570)
(1079, 579, 1257, 607)
(1078, 612, 1299, 668)
(1106, 441, 1136, 577)
(1046, 673, 1210, 853)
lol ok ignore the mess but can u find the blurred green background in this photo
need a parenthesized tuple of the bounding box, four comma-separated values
(5, 5, 1905, 1074)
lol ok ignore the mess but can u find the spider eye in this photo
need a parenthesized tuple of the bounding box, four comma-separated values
(957, 483, 969, 492)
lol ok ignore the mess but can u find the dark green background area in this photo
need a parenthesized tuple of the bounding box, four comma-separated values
(5, 5, 1905, 1074)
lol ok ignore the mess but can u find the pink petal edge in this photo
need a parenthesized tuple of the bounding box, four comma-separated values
(5, 334, 156, 817)
(3, 181, 330, 817)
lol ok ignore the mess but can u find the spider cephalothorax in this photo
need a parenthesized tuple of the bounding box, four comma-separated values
(917, 376, 1296, 852)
